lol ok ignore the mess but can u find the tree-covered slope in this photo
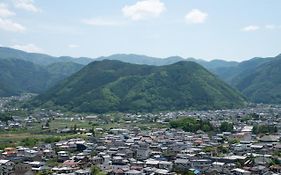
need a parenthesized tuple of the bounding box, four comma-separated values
(46, 62, 84, 83)
(33, 60, 245, 113)
(0, 59, 51, 96)
(0, 59, 84, 97)
(213, 57, 274, 83)
(233, 55, 281, 103)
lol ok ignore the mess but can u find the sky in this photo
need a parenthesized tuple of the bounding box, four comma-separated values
(0, 0, 280, 61)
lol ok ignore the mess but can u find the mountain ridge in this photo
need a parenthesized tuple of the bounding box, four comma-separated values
(232, 55, 281, 104)
(31, 60, 246, 113)
(0, 58, 84, 96)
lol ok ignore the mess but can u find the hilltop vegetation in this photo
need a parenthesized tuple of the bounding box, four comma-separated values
(0, 58, 83, 97)
(32, 60, 245, 113)
(2, 46, 281, 105)
(232, 55, 281, 104)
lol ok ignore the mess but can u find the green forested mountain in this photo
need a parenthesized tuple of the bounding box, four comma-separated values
(95, 54, 239, 71)
(213, 57, 274, 83)
(46, 62, 84, 83)
(0, 47, 93, 65)
(3, 46, 281, 105)
(232, 55, 281, 103)
(0, 59, 50, 96)
(32, 60, 245, 113)
(0, 59, 84, 97)
(0, 47, 238, 69)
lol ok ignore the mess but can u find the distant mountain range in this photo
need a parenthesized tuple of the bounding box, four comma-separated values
(0, 58, 83, 96)
(0, 47, 237, 68)
(0, 46, 281, 108)
(231, 54, 281, 104)
(31, 60, 245, 113)
(0, 47, 93, 65)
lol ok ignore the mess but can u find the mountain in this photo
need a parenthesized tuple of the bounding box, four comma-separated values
(232, 55, 281, 104)
(95, 54, 239, 71)
(0, 47, 240, 71)
(32, 60, 245, 113)
(213, 57, 274, 83)
(0, 47, 93, 65)
(195, 59, 239, 70)
(0, 59, 51, 96)
(46, 62, 84, 83)
(0, 58, 84, 97)
(95, 54, 185, 66)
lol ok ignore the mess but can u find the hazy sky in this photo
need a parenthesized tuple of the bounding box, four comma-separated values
(0, 0, 280, 61)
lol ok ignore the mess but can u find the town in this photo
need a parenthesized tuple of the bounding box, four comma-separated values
(0, 95, 280, 175)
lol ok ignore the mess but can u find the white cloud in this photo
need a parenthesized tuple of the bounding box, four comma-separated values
(0, 18, 25, 32)
(12, 43, 43, 52)
(0, 3, 15, 17)
(185, 9, 208, 24)
(265, 25, 276, 30)
(242, 25, 260, 32)
(13, 0, 40, 12)
(122, 0, 166, 21)
(68, 44, 80, 48)
(82, 18, 123, 26)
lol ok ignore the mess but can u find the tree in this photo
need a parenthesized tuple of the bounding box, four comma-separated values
(45, 120, 50, 127)
(220, 122, 233, 132)
(170, 117, 213, 133)
(73, 124, 77, 132)
(253, 125, 277, 134)
(91, 165, 106, 175)
(36, 170, 52, 175)
(91, 127, 96, 137)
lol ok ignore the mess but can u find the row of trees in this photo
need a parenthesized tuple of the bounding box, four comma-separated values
(170, 117, 214, 132)
(170, 117, 278, 135)
(253, 125, 277, 134)
(170, 117, 234, 133)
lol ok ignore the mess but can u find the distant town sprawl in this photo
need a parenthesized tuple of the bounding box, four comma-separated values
(0, 95, 280, 175)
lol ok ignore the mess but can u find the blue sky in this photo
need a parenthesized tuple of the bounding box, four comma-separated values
(0, 0, 280, 61)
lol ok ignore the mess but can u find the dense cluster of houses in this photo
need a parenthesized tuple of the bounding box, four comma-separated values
(0, 95, 280, 175)
(0, 123, 280, 175)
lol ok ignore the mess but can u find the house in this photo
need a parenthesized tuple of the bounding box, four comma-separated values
(211, 162, 225, 172)
(58, 151, 70, 162)
(85, 115, 98, 121)
(231, 168, 251, 175)
(124, 169, 142, 175)
(190, 159, 212, 170)
(75, 169, 91, 175)
(28, 161, 48, 172)
(154, 168, 171, 175)
(0, 159, 14, 175)
(2, 147, 17, 157)
(92, 156, 103, 165)
(43, 149, 56, 159)
(99, 155, 112, 171)
(174, 159, 190, 171)
(52, 166, 75, 174)
(158, 161, 173, 171)
(259, 135, 280, 143)
(14, 162, 33, 175)
(136, 144, 150, 160)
